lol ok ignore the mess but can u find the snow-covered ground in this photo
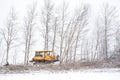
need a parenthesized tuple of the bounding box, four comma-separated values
(0, 68, 120, 80)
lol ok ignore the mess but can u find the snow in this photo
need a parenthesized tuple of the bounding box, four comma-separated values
(0, 68, 120, 80)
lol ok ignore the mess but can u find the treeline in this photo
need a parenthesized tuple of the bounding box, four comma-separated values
(0, 0, 120, 66)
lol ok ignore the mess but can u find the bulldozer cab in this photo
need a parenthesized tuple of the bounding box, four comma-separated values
(35, 50, 54, 56)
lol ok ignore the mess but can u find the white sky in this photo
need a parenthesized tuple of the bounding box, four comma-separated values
(0, 0, 120, 25)
(0, 0, 120, 29)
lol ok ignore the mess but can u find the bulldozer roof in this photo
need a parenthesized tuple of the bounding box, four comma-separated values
(35, 50, 53, 52)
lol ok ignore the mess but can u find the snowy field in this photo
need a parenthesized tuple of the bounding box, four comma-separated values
(0, 68, 120, 80)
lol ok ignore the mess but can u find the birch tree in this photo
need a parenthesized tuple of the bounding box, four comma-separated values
(115, 25, 120, 55)
(23, 3, 37, 65)
(51, 10, 59, 51)
(73, 4, 89, 63)
(97, 4, 118, 61)
(59, 1, 69, 65)
(92, 18, 102, 61)
(0, 8, 17, 65)
(41, 0, 54, 50)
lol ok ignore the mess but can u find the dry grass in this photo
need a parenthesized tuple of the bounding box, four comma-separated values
(0, 60, 120, 73)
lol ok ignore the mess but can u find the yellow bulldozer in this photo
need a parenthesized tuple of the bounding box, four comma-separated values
(30, 50, 59, 63)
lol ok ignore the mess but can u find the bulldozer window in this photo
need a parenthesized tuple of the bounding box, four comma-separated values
(45, 52, 50, 55)
(35, 52, 42, 56)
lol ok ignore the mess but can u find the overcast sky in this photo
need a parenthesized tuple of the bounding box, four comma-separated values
(0, 0, 120, 25)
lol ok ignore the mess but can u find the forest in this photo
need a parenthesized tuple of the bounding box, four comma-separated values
(0, 0, 120, 70)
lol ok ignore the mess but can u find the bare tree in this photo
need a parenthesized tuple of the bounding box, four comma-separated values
(0, 8, 17, 65)
(96, 4, 118, 61)
(73, 4, 89, 63)
(23, 3, 37, 65)
(115, 25, 120, 55)
(58, 1, 69, 65)
(41, 0, 54, 50)
(0, 39, 3, 65)
(51, 10, 59, 51)
(92, 18, 102, 61)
